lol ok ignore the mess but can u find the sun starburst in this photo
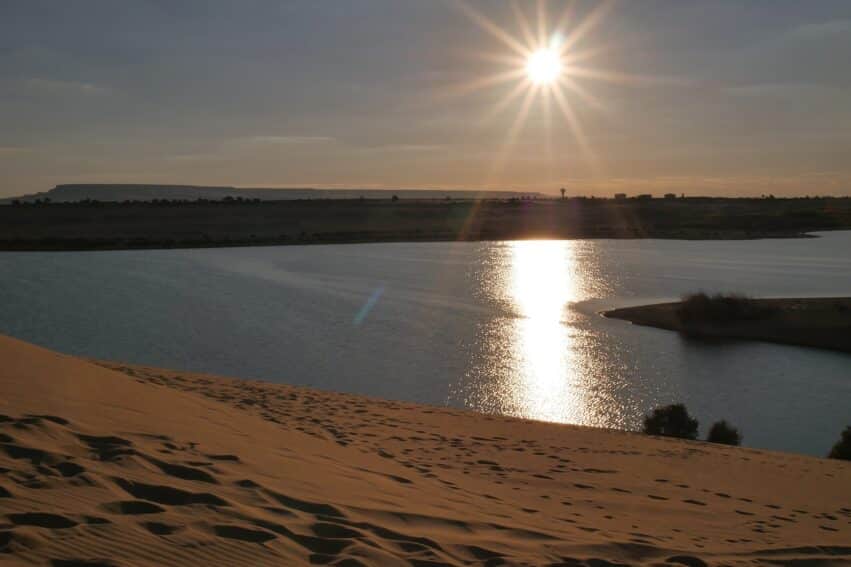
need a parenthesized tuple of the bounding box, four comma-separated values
(447, 0, 626, 181)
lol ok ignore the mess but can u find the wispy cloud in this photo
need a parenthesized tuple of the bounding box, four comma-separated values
(234, 136, 335, 146)
(723, 83, 840, 98)
(562, 172, 851, 196)
(165, 152, 219, 162)
(0, 146, 32, 154)
(360, 143, 447, 153)
(164, 135, 336, 162)
(19, 77, 110, 96)
(789, 20, 851, 40)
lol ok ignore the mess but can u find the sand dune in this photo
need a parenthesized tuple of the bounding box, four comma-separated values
(0, 335, 848, 566)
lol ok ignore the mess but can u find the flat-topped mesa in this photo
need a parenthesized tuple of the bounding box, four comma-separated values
(48, 184, 242, 202)
(4, 184, 544, 203)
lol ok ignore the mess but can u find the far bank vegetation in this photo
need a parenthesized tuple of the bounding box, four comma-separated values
(676, 292, 775, 328)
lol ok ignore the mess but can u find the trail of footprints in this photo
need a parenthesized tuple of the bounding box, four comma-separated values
(0, 352, 846, 566)
(0, 413, 486, 564)
(100, 366, 851, 550)
(2, 412, 659, 566)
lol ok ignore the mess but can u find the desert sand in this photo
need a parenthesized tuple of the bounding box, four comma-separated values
(0, 334, 848, 566)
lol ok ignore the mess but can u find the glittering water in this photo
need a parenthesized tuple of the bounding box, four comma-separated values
(1, 232, 849, 455)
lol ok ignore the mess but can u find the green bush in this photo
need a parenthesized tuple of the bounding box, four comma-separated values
(827, 426, 851, 460)
(677, 292, 773, 325)
(707, 420, 742, 445)
(642, 403, 699, 440)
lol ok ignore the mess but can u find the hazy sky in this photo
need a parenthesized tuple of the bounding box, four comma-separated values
(2, 1, 850, 197)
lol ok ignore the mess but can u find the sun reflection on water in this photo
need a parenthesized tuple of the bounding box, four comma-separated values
(506, 240, 585, 423)
(456, 239, 624, 426)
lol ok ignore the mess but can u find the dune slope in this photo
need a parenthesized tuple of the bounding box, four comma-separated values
(0, 334, 848, 566)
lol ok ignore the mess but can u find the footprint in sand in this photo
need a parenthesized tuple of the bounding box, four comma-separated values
(50, 560, 115, 567)
(113, 478, 228, 507)
(213, 525, 277, 543)
(8, 512, 78, 529)
(102, 500, 166, 515)
(141, 521, 183, 535)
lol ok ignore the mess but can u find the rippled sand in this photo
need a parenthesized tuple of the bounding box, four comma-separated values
(0, 334, 848, 566)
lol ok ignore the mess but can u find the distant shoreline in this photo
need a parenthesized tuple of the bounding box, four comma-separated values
(0, 229, 822, 252)
(2, 197, 848, 251)
(604, 297, 851, 353)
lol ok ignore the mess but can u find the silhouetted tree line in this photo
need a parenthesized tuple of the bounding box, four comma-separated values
(828, 426, 851, 460)
(642, 403, 849, 459)
(642, 403, 743, 445)
(677, 292, 775, 326)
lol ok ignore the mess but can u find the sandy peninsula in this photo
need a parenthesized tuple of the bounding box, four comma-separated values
(604, 297, 851, 353)
(0, 334, 849, 566)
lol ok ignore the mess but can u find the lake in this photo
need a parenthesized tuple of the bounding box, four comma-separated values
(1, 232, 849, 456)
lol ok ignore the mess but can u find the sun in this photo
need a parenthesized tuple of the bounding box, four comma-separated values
(526, 48, 561, 85)
(446, 1, 635, 180)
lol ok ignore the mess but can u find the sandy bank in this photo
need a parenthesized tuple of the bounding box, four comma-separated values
(0, 334, 848, 565)
(604, 297, 851, 353)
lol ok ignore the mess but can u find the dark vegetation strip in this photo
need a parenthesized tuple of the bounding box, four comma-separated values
(1, 197, 850, 251)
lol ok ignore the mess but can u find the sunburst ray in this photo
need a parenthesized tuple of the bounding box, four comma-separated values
(566, 65, 686, 87)
(558, 76, 606, 112)
(536, 0, 548, 47)
(478, 79, 534, 125)
(434, 68, 528, 100)
(447, 0, 641, 188)
(453, 1, 530, 58)
(557, 0, 614, 54)
(489, 84, 537, 184)
(510, 0, 536, 48)
(552, 86, 599, 171)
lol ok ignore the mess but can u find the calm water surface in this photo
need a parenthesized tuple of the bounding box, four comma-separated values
(1, 232, 849, 456)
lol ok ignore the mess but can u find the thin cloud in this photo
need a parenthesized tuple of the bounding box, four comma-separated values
(561, 172, 851, 196)
(236, 136, 336, 146)
(788, 19, 851, 40)
(165, 153, 220, 162)
(0, 146, 32, 154)
(165, 136, 336, 161)
(723, 83, 840, 98)
(19, 78, 110, 96)
(360, 143, 447, 153)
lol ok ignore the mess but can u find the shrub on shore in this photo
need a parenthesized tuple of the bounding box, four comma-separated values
(707, 420, 742, 446)
(642, 403, 699, 440)
(827, 426, 851, 460)
(676, 292, 774, 326)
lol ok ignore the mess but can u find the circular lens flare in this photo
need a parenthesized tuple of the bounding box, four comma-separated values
(526, 48, 561, 85)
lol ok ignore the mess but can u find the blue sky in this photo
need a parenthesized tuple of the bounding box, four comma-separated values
(1, 0, 850, 197)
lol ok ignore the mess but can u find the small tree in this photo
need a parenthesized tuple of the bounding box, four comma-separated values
(827, 426, 851, 460)
(707, 420, 742, 446)
(677, 292, 772, 326)
(560, 188, 566, 200)
(642, 403, 699, 440)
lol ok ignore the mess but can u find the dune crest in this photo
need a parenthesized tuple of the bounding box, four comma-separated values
(0, 335, 848, 566)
